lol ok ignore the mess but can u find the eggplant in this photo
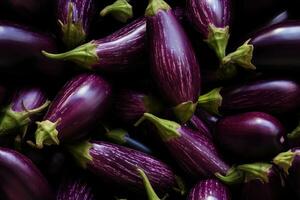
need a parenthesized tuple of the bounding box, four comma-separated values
(187, 179, 231, 200)
(0, 147, 53, 200)
(198, 79, 300, 115)
(146, 0, 201, 123)
(57, 176, 95, 200)
(195, 109, 220, 132)
(0, 87, 49, 136)
(57, 0, 96, 48)
(100, 0, 133, 23)
(105, 129, 153, 154)
(185, 115, 212, 139)
(67, 141, 177, 193)
(114, 89, 162, 124)
(32, 74, 111, 148)
(216, 112, 285, 160)
(135, 113, 240, 179)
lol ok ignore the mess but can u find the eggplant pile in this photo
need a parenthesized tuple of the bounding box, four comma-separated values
(0, 0, 299, 199)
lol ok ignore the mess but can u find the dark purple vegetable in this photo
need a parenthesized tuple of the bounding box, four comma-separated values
(0, 87, 49, 136)
(185, 115, 212, 139)
(135, 113, 238, 179)
(68, 141, 177, 193)
(57, 176, 95, 200)
(57, 0, 96, 48)
(146, 0, 201, 122)
(32, 74, 111, 148)
(198, 79, 300, 115)
(187, 179, 231, 200)
(273, 148, 300, 198)
(0, 147, 53, 200)
(216, 112, 285, 160)
(195, 109, 220, 132)
(114, 89, 162, 124)
(100, 0, 133, 23)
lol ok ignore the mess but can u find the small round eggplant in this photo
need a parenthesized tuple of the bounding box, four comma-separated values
(198, 79, 300, 115)
(146, 0, 201, 123)
(0, 147, 54, 200)
(216, 112, 285, 159)
(187, 179, 231, 200)
(0, 87, 49, 136)
(33, 74, 112, 148)
(67, 141, 177, 194)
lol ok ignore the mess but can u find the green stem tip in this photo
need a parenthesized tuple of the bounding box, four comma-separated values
(237, 163, 272, 183)
(273, 150, 299, 175)
(67, 141, 93, 168)
(145, 0, 171, 16)
(288, 121, 300, 139)
(34, 119, 60, 149)
(137, 168, 161, 200)
(105, 129, 127, 144)
(173, 101, 197, 123)
(197, 87, 222, 115)
(100, 0, 133, 23)
(215, 166, 244, 185)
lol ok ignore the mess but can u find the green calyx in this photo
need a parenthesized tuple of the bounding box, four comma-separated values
(59, 2, 86, 49)
(34, 119, 60, 149)
(237, 163, 272, 183)
(105, 129, 127, 144)
(145, 0, 171, 17)
(197, 87, 222, 115)
(222, 39, 256, 70)
(216, 63, 238, 81)
(134, 113, 181, 141)
(173, 101, 197, 123)
(205, 24, 229, 60)
(67, 141, 93, 168)
(0, 100, 50, 137)
(137, 168, 161, 200)
(273, 150, 299, 175)
(215, 166, 244, 185)
(143, 95, 163, 116)
(42, 41, 99, 69)
(100, 0, 133, 23)
(288, 121, 300, 139)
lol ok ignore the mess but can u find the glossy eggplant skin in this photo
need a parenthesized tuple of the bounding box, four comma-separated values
(188, 179, 231, 200)
(216, 112, 285, 160)
(85, 141, 176, 193)
(185, 115, 212, 139)
(57, 176, 95, 200)
(250, 21, 300, 71)
(0, 147, 53, 200)
(220, 79, 300, 114)
(147, 9, 201, 107)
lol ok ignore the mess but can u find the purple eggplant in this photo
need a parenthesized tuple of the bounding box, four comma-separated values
(114, 89, 162, 124)
(0, 87, 49, 136)
(216, 112, 285, 160)
(67, 141, 177, 193)
(184, 115, 212, 139)
(135, 113, 241, 179)
(100, 0, 133, 23)
(146, 0, 201, 123)
(0, 147, 53, 200)
(57, 0, 96, 48)
(198, 79, 300, 115)
(32, 74, 111, 148)
(187, 179, 231, 200)
(57, 176, 95, 200)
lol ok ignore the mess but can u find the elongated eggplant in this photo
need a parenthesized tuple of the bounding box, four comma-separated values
(185, 115, 212, 139)
(146, 0, 201, 123)
(135, 113, 239, 179)
(100, 0, 133, 23)
(32, 74, 111, 148)
(0, 147, 53, 200)
(57, 0, 96, 48)
(273, 149, 300, 198)
(114, 89, 162, 124)
(187, 179, 231, 200)
(0, 87, 49, 136)
(57, 176, 95, 200)
(216, 112, 285, 160)
(198, 79, 300, 115)
(67, 141, 177, 193)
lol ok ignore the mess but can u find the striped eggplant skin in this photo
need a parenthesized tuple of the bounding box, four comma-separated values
(220, 79, 300, 114)
(147, 9, 201, 107)
(185, 115, 212, 139)
(0, 147, 53, 200)
(188, 179, 231, 200)
(250, 21, 300, 71)
(86, 141, 176, 193)
(57, 176, 95, 200)
(216, 112, 285, 160)
(34, 74, 111, 148)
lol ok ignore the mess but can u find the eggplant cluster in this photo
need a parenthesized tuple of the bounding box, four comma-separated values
(0, 0, 299, 199)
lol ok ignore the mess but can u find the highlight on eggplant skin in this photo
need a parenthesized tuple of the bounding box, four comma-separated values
(187, 179, 231, 200)
(33, 74, 112, 148)
(216, 112, 285, 160)
(0, 147, 54, 200)
(67, 141, 177, 194)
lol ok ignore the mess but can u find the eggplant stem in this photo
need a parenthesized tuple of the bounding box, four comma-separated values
(100, 0, 133, 23)
(137, 168, 161, 200)
(145, 0, 171, 16)
(237, 163, 272, 183)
